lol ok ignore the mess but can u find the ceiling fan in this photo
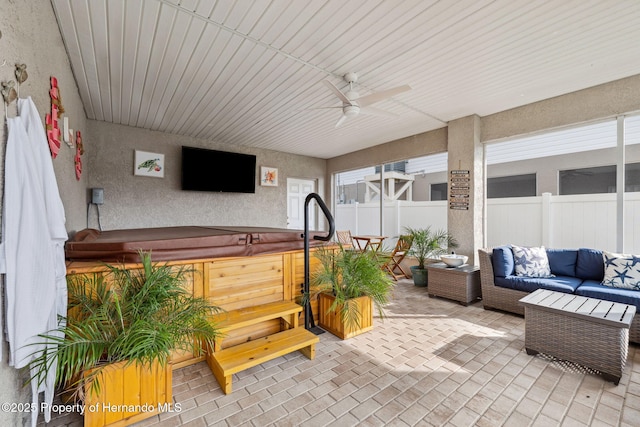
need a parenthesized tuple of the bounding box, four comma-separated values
(320, 72, 411, 128)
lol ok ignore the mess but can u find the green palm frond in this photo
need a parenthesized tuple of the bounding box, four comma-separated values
(311, 245, 395, 326)
(404, 226, 458, 269)
(26, 251, 222, 401)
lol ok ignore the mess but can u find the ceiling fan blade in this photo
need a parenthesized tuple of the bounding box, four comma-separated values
(360, 106, 398, 117)
(307, 106, 344, 110)
(335, 114, 348, 128)
(357, 84, 412, 107)
(323, 80, 351, 105)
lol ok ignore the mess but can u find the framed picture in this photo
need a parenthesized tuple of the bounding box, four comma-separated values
(260, 166, 278, 186)
(134, 150, 165, 178)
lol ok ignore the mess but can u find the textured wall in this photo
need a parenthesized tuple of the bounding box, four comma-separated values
(86, 120, 326, 230)
(326, 127, 448, 174)
(481, 74, 640, 143)
(0, 0, 88, 424)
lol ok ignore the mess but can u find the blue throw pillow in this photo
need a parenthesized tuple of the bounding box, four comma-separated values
(492, 246, 514, 277)
(546, 249, 578, 277)
(576, 248, 604, 281)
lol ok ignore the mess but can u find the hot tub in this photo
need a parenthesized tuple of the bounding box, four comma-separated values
(65, 226, 326, 262)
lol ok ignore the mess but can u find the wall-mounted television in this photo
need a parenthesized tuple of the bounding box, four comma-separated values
(181, 146, 256, 193)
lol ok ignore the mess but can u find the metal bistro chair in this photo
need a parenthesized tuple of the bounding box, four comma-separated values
(336, 230, 355, 249)
(383, 235, 414, 280)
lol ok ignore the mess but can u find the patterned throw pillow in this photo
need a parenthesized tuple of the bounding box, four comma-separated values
(602, 251, 640, 290)
(511, 245, 553, 278)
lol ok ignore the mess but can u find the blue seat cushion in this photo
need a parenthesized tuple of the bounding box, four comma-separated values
(492, 245, 514, 277)
(495, 275, 583, 294)
(576, 281, 640, 310)
(575, 248, 604, 281)
(546, 249, 577, 277)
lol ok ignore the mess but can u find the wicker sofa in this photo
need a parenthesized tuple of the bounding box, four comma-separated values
(478, 246, 640, 344)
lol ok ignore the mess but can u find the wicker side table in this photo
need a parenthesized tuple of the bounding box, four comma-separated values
(519, 289, 636, 385)
(426, 263, 481, 305)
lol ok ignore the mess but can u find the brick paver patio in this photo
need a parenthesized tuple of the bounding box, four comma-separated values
(41, 279, 640, 426)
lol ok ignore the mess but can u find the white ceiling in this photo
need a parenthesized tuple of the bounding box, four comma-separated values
(51, 0, 640, 159)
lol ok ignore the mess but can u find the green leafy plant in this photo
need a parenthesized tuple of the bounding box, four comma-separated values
(310, 246, 395, 330)
(404, 226, 458, 269)
(28, 252, 222, 400)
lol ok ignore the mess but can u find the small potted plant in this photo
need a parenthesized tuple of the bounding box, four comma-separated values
(28, 252, 222, 426)
(309, 245, 394, 339)
(405, 226, 458, 286)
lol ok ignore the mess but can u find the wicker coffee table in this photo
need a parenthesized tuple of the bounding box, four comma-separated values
(427, 263, 481, 305)
(519, 289, 636, 385)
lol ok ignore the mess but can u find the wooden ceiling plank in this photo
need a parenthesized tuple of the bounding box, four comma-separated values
(135, 3, 178, 128)
(118, 0, 145, 126)
(172, 32, 244, 135)
(189, 42, 275, 138)
(207, 0, 236, 23)
(87, 0, 113, 123)
(127, 0, 161, 127)
(212, 65, 325, 143)
(261, 1, 324, 49)
(106, 0, 125, 124)
(71, 0, 104, 120)
(159, 24, 223, 133)
(143, 10, 203, 129)
(51, 0, 96, 119)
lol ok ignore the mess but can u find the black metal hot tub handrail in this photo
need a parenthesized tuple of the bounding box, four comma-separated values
(303, 193, 335, 333)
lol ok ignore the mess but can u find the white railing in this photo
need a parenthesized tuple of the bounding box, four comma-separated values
(335, 193, 640, 253)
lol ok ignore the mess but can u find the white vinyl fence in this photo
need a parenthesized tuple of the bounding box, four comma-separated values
(335, 193, 640, 253)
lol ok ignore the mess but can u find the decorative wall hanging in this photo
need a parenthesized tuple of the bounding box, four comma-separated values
(260, 166, 278, 186)
(74, 143, 82, 180)
(134, 150, 164, 178)
(45, 106, 60, 158)
(50, 76, 64, 114)
(15, 63, 27, 85)
(2, 63, 29, 120)
(76, 130, 84, 154)
(74, 131, 83, 180)
(1, 80, 17, 104)
(45, 76, 64, 158)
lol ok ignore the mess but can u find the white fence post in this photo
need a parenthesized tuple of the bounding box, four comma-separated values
(395, 201, 401, 238)
(542, 192, 552, 247)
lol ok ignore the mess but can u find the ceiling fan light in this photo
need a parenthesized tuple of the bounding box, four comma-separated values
(343, 105, 360, 118)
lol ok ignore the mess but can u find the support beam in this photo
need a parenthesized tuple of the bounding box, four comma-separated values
(447, 115, 484, 265)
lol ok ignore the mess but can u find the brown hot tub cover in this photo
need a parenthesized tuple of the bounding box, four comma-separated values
(65, 226, 327, 262)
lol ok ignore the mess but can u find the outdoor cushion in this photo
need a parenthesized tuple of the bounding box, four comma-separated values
(575, 248, 604, 281)
(601, 251, 640, 290)
(492, 245, 514, 277)
(511, 245, 553, 278)
(546, 248, 578, 277)
(576, 280, 640, 310)
(495, 275, 582, 294)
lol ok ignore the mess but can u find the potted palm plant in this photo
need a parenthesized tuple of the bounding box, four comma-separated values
(28, 252, 221, 426)
(405, 226, 458, 287)
(310, 245, 394, 339)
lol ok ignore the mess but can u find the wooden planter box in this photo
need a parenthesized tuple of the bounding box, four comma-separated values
(83, 360, 172, 427)
(318, 293, 373, 339)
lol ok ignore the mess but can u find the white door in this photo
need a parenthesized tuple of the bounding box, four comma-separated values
(287, 178, 316, 230)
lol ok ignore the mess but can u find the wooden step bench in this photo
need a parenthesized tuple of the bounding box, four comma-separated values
(210, 300, 304, 351)
(208, 327, 319, 394)
(206, 300, 319, 394)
